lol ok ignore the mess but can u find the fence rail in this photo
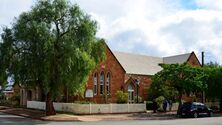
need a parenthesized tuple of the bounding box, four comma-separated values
(27, 101, 146, 114)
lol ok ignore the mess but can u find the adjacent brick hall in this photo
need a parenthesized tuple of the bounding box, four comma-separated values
(84, 45, 201, 103)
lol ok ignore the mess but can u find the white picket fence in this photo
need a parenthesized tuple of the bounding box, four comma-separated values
(27, 101, 146, 114)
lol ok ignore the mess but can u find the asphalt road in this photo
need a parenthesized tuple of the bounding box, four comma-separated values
(1, 112, 222, 125)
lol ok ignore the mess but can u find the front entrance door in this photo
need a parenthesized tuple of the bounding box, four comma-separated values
(128, 84, 134, 103)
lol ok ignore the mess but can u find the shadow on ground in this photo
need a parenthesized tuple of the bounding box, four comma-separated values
(0, 112, 49, 125)
(128, 112, 177, 120)
(129, 111, 222, 120)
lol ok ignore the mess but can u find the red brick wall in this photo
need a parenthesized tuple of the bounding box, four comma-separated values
(183, 52, 202, 102)
(83, 51, 201, 103)
(124, 74, 152, 101)
(84, 47, 125, 103)
(187, 53, 201, 67)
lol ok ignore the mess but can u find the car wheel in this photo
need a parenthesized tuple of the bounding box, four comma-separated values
(193, 112, 198, 118)
(209, 112, 213, 117)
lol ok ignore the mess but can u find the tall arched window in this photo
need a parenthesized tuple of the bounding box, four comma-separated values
(106, 73, 110, 95)
(100, 71, 104, 95)
(128, 83, 134, 103)
(93, 73, 97, 95)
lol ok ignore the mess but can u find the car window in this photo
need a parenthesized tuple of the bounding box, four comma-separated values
(197, 105, 203, 109)
(191, 104, 197, 108)
(203, 105, 208, 110)
(182, 103, 192, 110)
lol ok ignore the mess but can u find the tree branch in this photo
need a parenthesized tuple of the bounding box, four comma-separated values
(60, 29, 70, 37)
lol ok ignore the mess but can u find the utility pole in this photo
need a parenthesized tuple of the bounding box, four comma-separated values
(202, 52, 204, 67)
(202, 51, 205, 103)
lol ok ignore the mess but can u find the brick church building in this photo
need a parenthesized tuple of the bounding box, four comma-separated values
(84, 45, 201, 103)
(19, 45, 201, 106)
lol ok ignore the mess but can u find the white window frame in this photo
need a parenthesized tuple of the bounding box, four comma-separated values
(100, 71, 104, 95)
(93, 73, 97, 95)
(106, 73, 110, 95)
(128, 84, 134, 103)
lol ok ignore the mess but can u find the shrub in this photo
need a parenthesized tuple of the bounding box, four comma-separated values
(134, 96, 143, 103)
(146, 101, 153, 110)
(116, 91, 128, 103)
(74, 101, 96, 104)
(0, 93, 6, 100)
(155, 96, 165, 111)
(9, 94, 20, 106)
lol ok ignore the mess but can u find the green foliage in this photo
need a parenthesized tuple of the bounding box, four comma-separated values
(0, 93, 6, 100)
(74, 101, 96, 104)
(155, 96, 165, 110)
(203, 64, 222, 111)
(9, 94, 20, 106)
(206, 61, 220, 68)
(0, 0, 106, 115)
(0, 93, 20, 106)
(145, 101, 153, 110)
(148, 64, 208, 101)
(134, 96, 143, 103)
(0, 29, 14, 86)
(116, 91, 128, 104)
(205, 66, 222, 99)
(0, 0, 105, 98)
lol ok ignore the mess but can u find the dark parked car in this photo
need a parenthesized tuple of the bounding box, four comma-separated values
(179, 102, 213, 118)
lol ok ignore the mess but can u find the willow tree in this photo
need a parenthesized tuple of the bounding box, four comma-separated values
(149, 64, 208, 112)
(0, 0, 105, 116)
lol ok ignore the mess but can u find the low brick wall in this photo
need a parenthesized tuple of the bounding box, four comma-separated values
(27, 101, 146, 114)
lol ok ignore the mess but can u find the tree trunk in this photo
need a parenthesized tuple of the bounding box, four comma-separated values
(64, 86, 68, 102)
(46, 91, 56, 116)
(177, 93, 183, 115)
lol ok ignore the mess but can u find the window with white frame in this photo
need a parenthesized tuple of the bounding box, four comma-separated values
(93, 73, 97, 95)
(106, 72, 110, 95)
(128, 83, 134, 103)
(100, 71, 104, 95)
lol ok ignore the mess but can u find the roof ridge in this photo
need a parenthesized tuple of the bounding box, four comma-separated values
(163, 52, 191, 58)
(113, 51, 162, 59)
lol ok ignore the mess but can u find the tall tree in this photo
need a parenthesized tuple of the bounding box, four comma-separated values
(205, 65, 222, 112)
(149, 64, 208, 112)
(0, 29, 16, 87)
(0, 0, 105, 116)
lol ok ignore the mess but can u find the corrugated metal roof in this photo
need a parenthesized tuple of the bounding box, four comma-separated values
(112, 51, 193, 75)
(113, 51, 163, 75)
(163, 53, 191, 64)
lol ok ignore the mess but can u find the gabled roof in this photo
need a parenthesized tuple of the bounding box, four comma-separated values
(113, 51, 163, 75)
(163, 53, 191, 64)
(112, 51, 199, 76)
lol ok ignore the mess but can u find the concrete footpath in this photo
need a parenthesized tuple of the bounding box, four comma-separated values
(0, 106, 177, 121)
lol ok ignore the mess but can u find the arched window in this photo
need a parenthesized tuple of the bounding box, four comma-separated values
(93, 73, 97, 95)
(128, 83, 134, 103)
(100, 71, 105, 95)
(106, 72, 110, 94)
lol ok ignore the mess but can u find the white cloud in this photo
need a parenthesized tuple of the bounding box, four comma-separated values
(196, 0, 222, 10)
(1, 0, 222, 64)
(0, 0, 33, 28)
(73, 0, 222, 63)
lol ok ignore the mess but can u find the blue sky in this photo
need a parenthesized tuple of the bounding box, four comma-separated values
(180, 0, 199, 10)
(1, 0, 222, 64)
